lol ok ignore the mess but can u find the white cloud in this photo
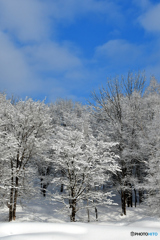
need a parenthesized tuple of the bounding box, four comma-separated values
(95, 39, 144, 67)
(133, 0, 151, 11)
(138, 3, 160, 32)
(47, 0, 122, 23)
(0, 33, 86, 97)
(23, 41, 82, 72)
(0, 0, 88, 98)
(0, 31, 37, 93)
(0, 0, 122, 44)
(0, 0, 48, 42)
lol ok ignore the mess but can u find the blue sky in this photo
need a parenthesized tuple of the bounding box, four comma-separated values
(0, 0, 160, 103)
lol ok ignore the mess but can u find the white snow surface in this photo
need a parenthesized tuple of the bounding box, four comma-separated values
(0, 197, 160, 240)
(0, 221, 160, 240)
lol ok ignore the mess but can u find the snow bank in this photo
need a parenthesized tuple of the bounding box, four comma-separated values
(0, 222, 160, 240)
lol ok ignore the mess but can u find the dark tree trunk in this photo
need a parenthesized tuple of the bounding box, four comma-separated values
(139, 190, 143, 204)
(87, 198, 90, 222)
(87, 208, 90, 222)
(127, 194, 133, 207)
(40, 178, 43, 190)
(134, 189, 137, 207)
(40, 178, 49, 197)
(12, 154, 20, 221)
(70, 199, 76, 222)
(9, 161, 14, 222)
(70, 186, 76, 222)
(130, 192, 133, 207)
(13, 176, 19, 220)
(9, 187, 14, 222)
(60, 184, 64, 193)
(127, 185, 132, 207)
(42, 184, 47, 197)
(121, 189, 126, 215)
(95, 207, 98, 221)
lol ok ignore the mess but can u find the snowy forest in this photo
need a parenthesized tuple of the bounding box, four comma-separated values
(0, 71, 160, 223)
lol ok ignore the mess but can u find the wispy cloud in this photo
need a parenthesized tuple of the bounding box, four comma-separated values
(23, 41, 82, 72)
(0, 0, 49, 42)
(0, 31, 36, 94)
(47, 0, 123, 24)
(132, 0, 151, 11)
(0, 0, 122, 43)
(95, 39, 145, 70)
(138, 2, 160, 32)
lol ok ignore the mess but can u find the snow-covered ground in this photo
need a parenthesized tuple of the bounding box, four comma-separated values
(0, 220, 160, 240)
(0, 198, 160, 239)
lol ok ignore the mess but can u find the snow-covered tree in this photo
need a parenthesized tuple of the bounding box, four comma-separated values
(91, 71, 147, 215)
(0, 98, 51, 221)
(138, 77, 160, 216)
(51, 115, 120, 222)
(0, 93, 12, 209)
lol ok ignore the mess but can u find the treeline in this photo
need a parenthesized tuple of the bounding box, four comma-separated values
(0, 71, 160, 222)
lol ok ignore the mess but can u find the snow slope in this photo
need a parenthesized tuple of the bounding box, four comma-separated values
(0, 222, 160, 240)
(0, 196, 160, 240)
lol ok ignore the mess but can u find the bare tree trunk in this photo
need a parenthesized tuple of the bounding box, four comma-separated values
(13, 176, 18, 220)
(40, 178, 43, 193)
(60, 184, 64, 193)
(134, 189, 137, 207)
(9, 160, 14, 222)
(87, 198, 90, 222)
(70, 199, 76, 222)
(139, 190, 143, 204)
(95, 207, 98, 221)
(42, 184, 47, 197)
(40, 178, 49, 197)
(121, 189, 126, 215)
(127, 185, 133, 207)
(9, 187, 14, 221)
(87, 208, 90, 222)
(130, 190, 133, 207)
